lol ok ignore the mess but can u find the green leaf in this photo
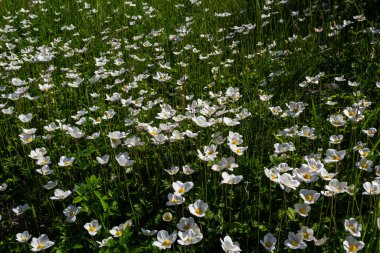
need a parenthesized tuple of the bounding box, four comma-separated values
(286, 207, 296, 221)
(72, 196, 83, 204)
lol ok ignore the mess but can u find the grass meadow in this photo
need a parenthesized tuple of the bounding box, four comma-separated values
(0, 0, 379, 252)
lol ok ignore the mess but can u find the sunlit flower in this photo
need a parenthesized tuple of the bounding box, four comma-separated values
(299, 226, 314, 241)
(173, 181, 194, 195)
(50, 189, 71, 200)
(314, 235, 328, 246)
(96, 237, 113, 247)
(153, 72, 171, 82)
(357, 157, 373, 172)
(343, 236, 365, 253)
(324, 149, 346, 163)
(182, 165, 195, 175)
(18, 113, 33, 123)
(328, 114, 346, 127)
(115, 152, 135, 167)
(178, 229, 203, 245)
(220, 235, 241, 252)
(299, 189, 320, 204)
(344, 218, 362, 237)
(221, 172, 243, 185)
(279, 173, 300, 192)
(166, 193, 185, 206)
(16, 231, 31, 243)
(294, 203, 311, 217)
(197, 144, 218, 161)
(362, 128, 377, 137)
(110, 222, 129, 237)
(284, 232, 307, 249)
(189, 200, 208, 217)
(329, 135, 343, 144)
(162, 212, 173, 222)
(36, 165, 53, 176)
(84, 220, 101, 236)
(58, 156, 75, 167)
(31, 234, 54, 251)
(260, 233, 277, 251)
(153, 230, 177, 249)
(362, 181, 380, 195)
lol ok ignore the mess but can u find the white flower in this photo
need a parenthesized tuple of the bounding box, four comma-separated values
(152, 230, 177, 249)
(220, 235, 241, 252)
(197, 144, 218, 161)
(0, 183, 8, 191)
(141, 228, 157, 236)
(260, 233, 277, 251)
(43, 181, 57, 190)
(18, 113, 33, 123)
(29, 148, 47, 160)
(324, 149, 346, 163)
(344, 218, 362, 237)
(16, 231, 31, 243)
(96, 154, 110, 165)
(189, 200, 208, 217)
(63, 205, 81, 223)
(298, 226, 314, 241)
(153, 72, 171, 82)
(229, 144, 248, 156)
(294, 203, 311, 217)
(30, 234, 54, 251)
(84, 220, 101, 236)
(182, 165, 195, 175)
(36, 165, 54, 176)
(284, 232, 307, 249)
(96, 237, 113, 247)
(173, 181, 194, 195)
(279, 173, 300, 192)
(221, 172, 243, 185)
(299, 189, 320, 204)
(50, 189, 71, 200)
(178, 229, 203, 245)
(58, 156, 75, 167)
(166, 193, 185, 206)
(343, 236, 365, 253)
(12, 204, 30, 216)
(115, 152, 135, 167)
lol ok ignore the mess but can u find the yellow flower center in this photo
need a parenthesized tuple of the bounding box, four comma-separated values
(194, 208, 203, 215)
(178, 188, 185, 194)
(291, 240, 299, 247)
(299, 208, 306, 214)
(162, 239, 171, 247)
(115, 230, 123, 237)
(349, 111, 355, 116)
(184, 224, 191, 230)
(305, 194, 313, 202)
(26, 137, 32, 143)
(303, 174, 311, 180)
(37, 243, 45, 249)
(349, 244, 358, 252)
(332, 154, 340, 160)
(89, 226, 96, 232)
(264, 241, 272, 247)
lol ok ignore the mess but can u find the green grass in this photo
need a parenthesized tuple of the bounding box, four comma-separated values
(0, 0, 379, 252)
